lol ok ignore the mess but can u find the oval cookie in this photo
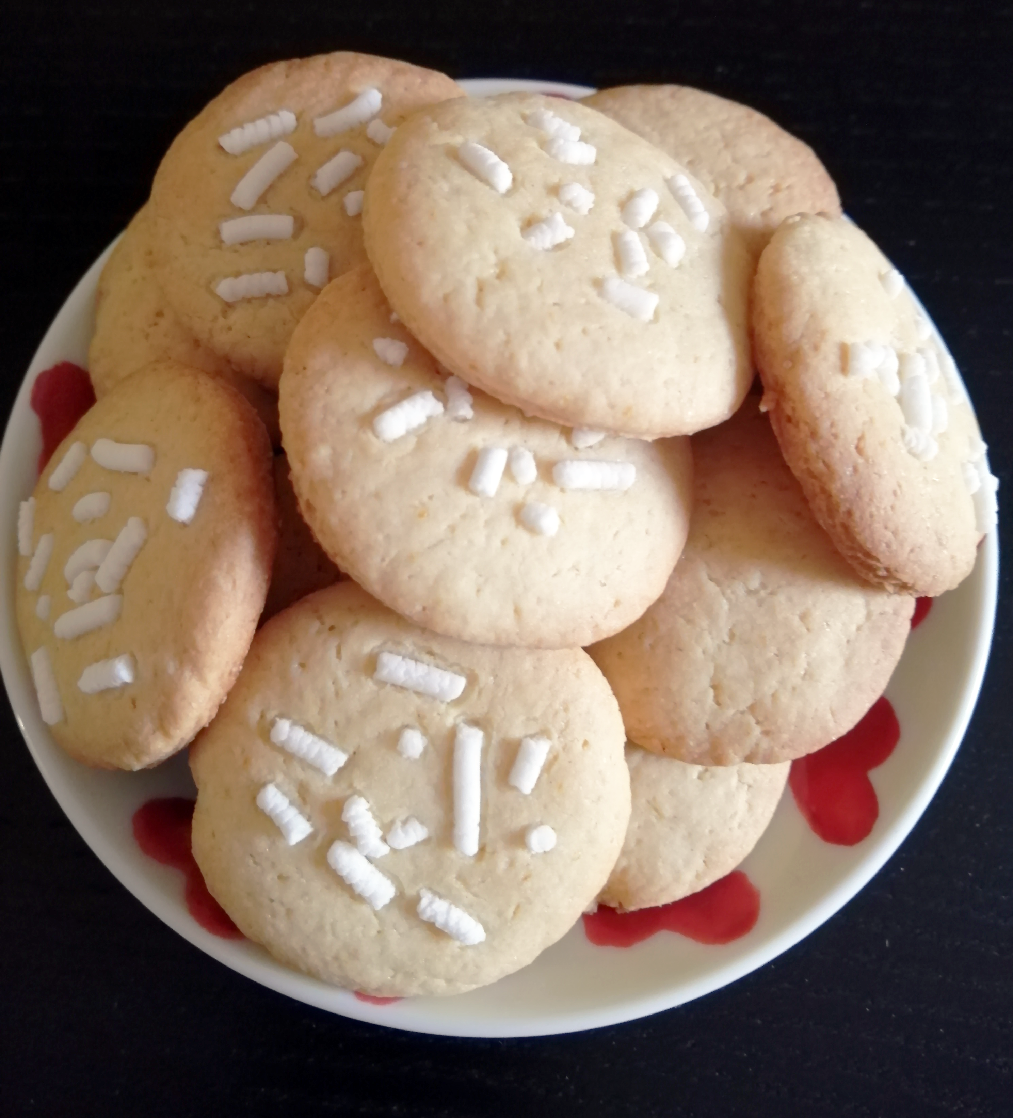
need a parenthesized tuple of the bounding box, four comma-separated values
(147, 52, 464, 387)
(15, 361, 276, 769)
(600, 746, 788, 912)
(585, 84, 841, 261)
(190, 581, 630, 997)
(363, 92, 753, 438)
(753, 213, 995, 594)
(589, 405, 915, 765)
(279, 264, 693, 648)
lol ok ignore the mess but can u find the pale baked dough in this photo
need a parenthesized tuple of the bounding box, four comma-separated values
(190, 581, 630, 997)
(279, 264, 693, 648)
(589, 405, 915, 765)
(364, 92, 753, 438)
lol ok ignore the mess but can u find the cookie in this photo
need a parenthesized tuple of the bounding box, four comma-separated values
(363, 92, 753, 438)
(584, 84, 841, 261)
(189, 581, 630, 997)
(753, 214, 996, 595)
(89, 206, 282, 445)
(600, 746, 788, 911)
(279, 264, 694, 648)
(261, 453, 342, 623)
(589, 405, 915, 765)
(147, 52, 464, 388)
(16, 361, 276, 769)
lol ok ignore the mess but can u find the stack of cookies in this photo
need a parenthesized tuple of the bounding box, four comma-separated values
(14, 53, 997, 999)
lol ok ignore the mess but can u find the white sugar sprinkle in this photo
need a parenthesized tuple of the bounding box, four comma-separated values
(622, 188, 659, 230)
(645, 221, 686, 267)
(453, 722, 483, 858)
(526, 824, 557, 854)
(881, 268, 904, 298)
(847, 342, 900, 396)
(373, 337, 409, 367)
(304, 246, 330, 288)
(508, 446, 537, 485)
(78, 653, 135, 694)
(571, 428, 606, 449)
(219, 214, 294, 245)
(17, 498, 34, 557)
(366, 118, 395, 144)
(397, 727, 427, 759)
(558, 181, 594, 215)
(553, 459, 636, 491)
(64, 538, 111, 584)
(899, 351, 927, 383)
(24, 533, 54, 592)
(67, 570, 96, 604)
(30, 647, 62, 725)
(932, 394, 949, 436)
(35, 595, 50, 621)
(668, 173, 709, 231)
(219, 110, 296, 156)
(970, 461, 999, 534)
(166, 469, 208, 525)
(311, 149, 363, 197)
(257, 783, 313, 846)
(48, 441, 87, 491)
(902, 426, 938, 462)
(417, 888, 485, 945)
(230, 141, 297, 210)
(373, 391, 444, 442)
(53, 594, 121, 640)
(374, 651, 466, 702)
(920, 346, 941, 386)
(523, 211, 575, 251)
(519, 502, 560, 536)
(600, 276, 658, 321)
(91, 438, 155, 474)
(343, 795, 389, 859)
(444, 376, 474, 421)
(469, 447, 508, 497)
(527, 108, 581, 141)
(387, 817, 429, 850)
(458, 141, 513, 193)
(327, 840, 396, 910)
(72, 492, 111, 523)
(343, 189, 364, 216)
(509, 735, 551, 794)
(914, 313, 932, 341)
(313, 87, 382, 137)
(94, 517, 146, 593)
(214, 271, 288, 303)
(615, 229, 649, 278)
(546, 137, 596, 164)
(270, 716, 348, 775)
(899, 372, 933, 435)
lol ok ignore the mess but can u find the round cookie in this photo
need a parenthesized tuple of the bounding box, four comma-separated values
(584, 84, 842, 261)
(89, 205, 281, 445)
(600, 746, 788, 912)
(279, 264, 694, 648)
(261, 453, 342, 623)
(363, 92, 753, 438)
(588, 404, 915, 766)
(15, 361, 276, 770)
(753, 213, 995, 595)
(147, 52, 464, 388)
(189, 581, 630, 997)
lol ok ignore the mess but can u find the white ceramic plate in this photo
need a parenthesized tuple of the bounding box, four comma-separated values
(0, 77, 997, 1038)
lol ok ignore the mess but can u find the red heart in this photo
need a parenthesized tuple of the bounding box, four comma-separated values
(582, 871, 760, 948)
(133, 798, 243, 940)
(354, 993, 403, 1005)
(789, 697, 900, 846)
(30, 361, 95, 474)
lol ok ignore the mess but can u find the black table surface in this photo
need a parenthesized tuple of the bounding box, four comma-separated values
(2, 3, 1010, 1115)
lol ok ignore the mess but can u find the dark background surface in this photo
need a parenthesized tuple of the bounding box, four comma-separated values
(1, 2, 1010, 1115)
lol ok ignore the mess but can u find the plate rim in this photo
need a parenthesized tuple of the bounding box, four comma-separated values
(0, 76, 999, 1038)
